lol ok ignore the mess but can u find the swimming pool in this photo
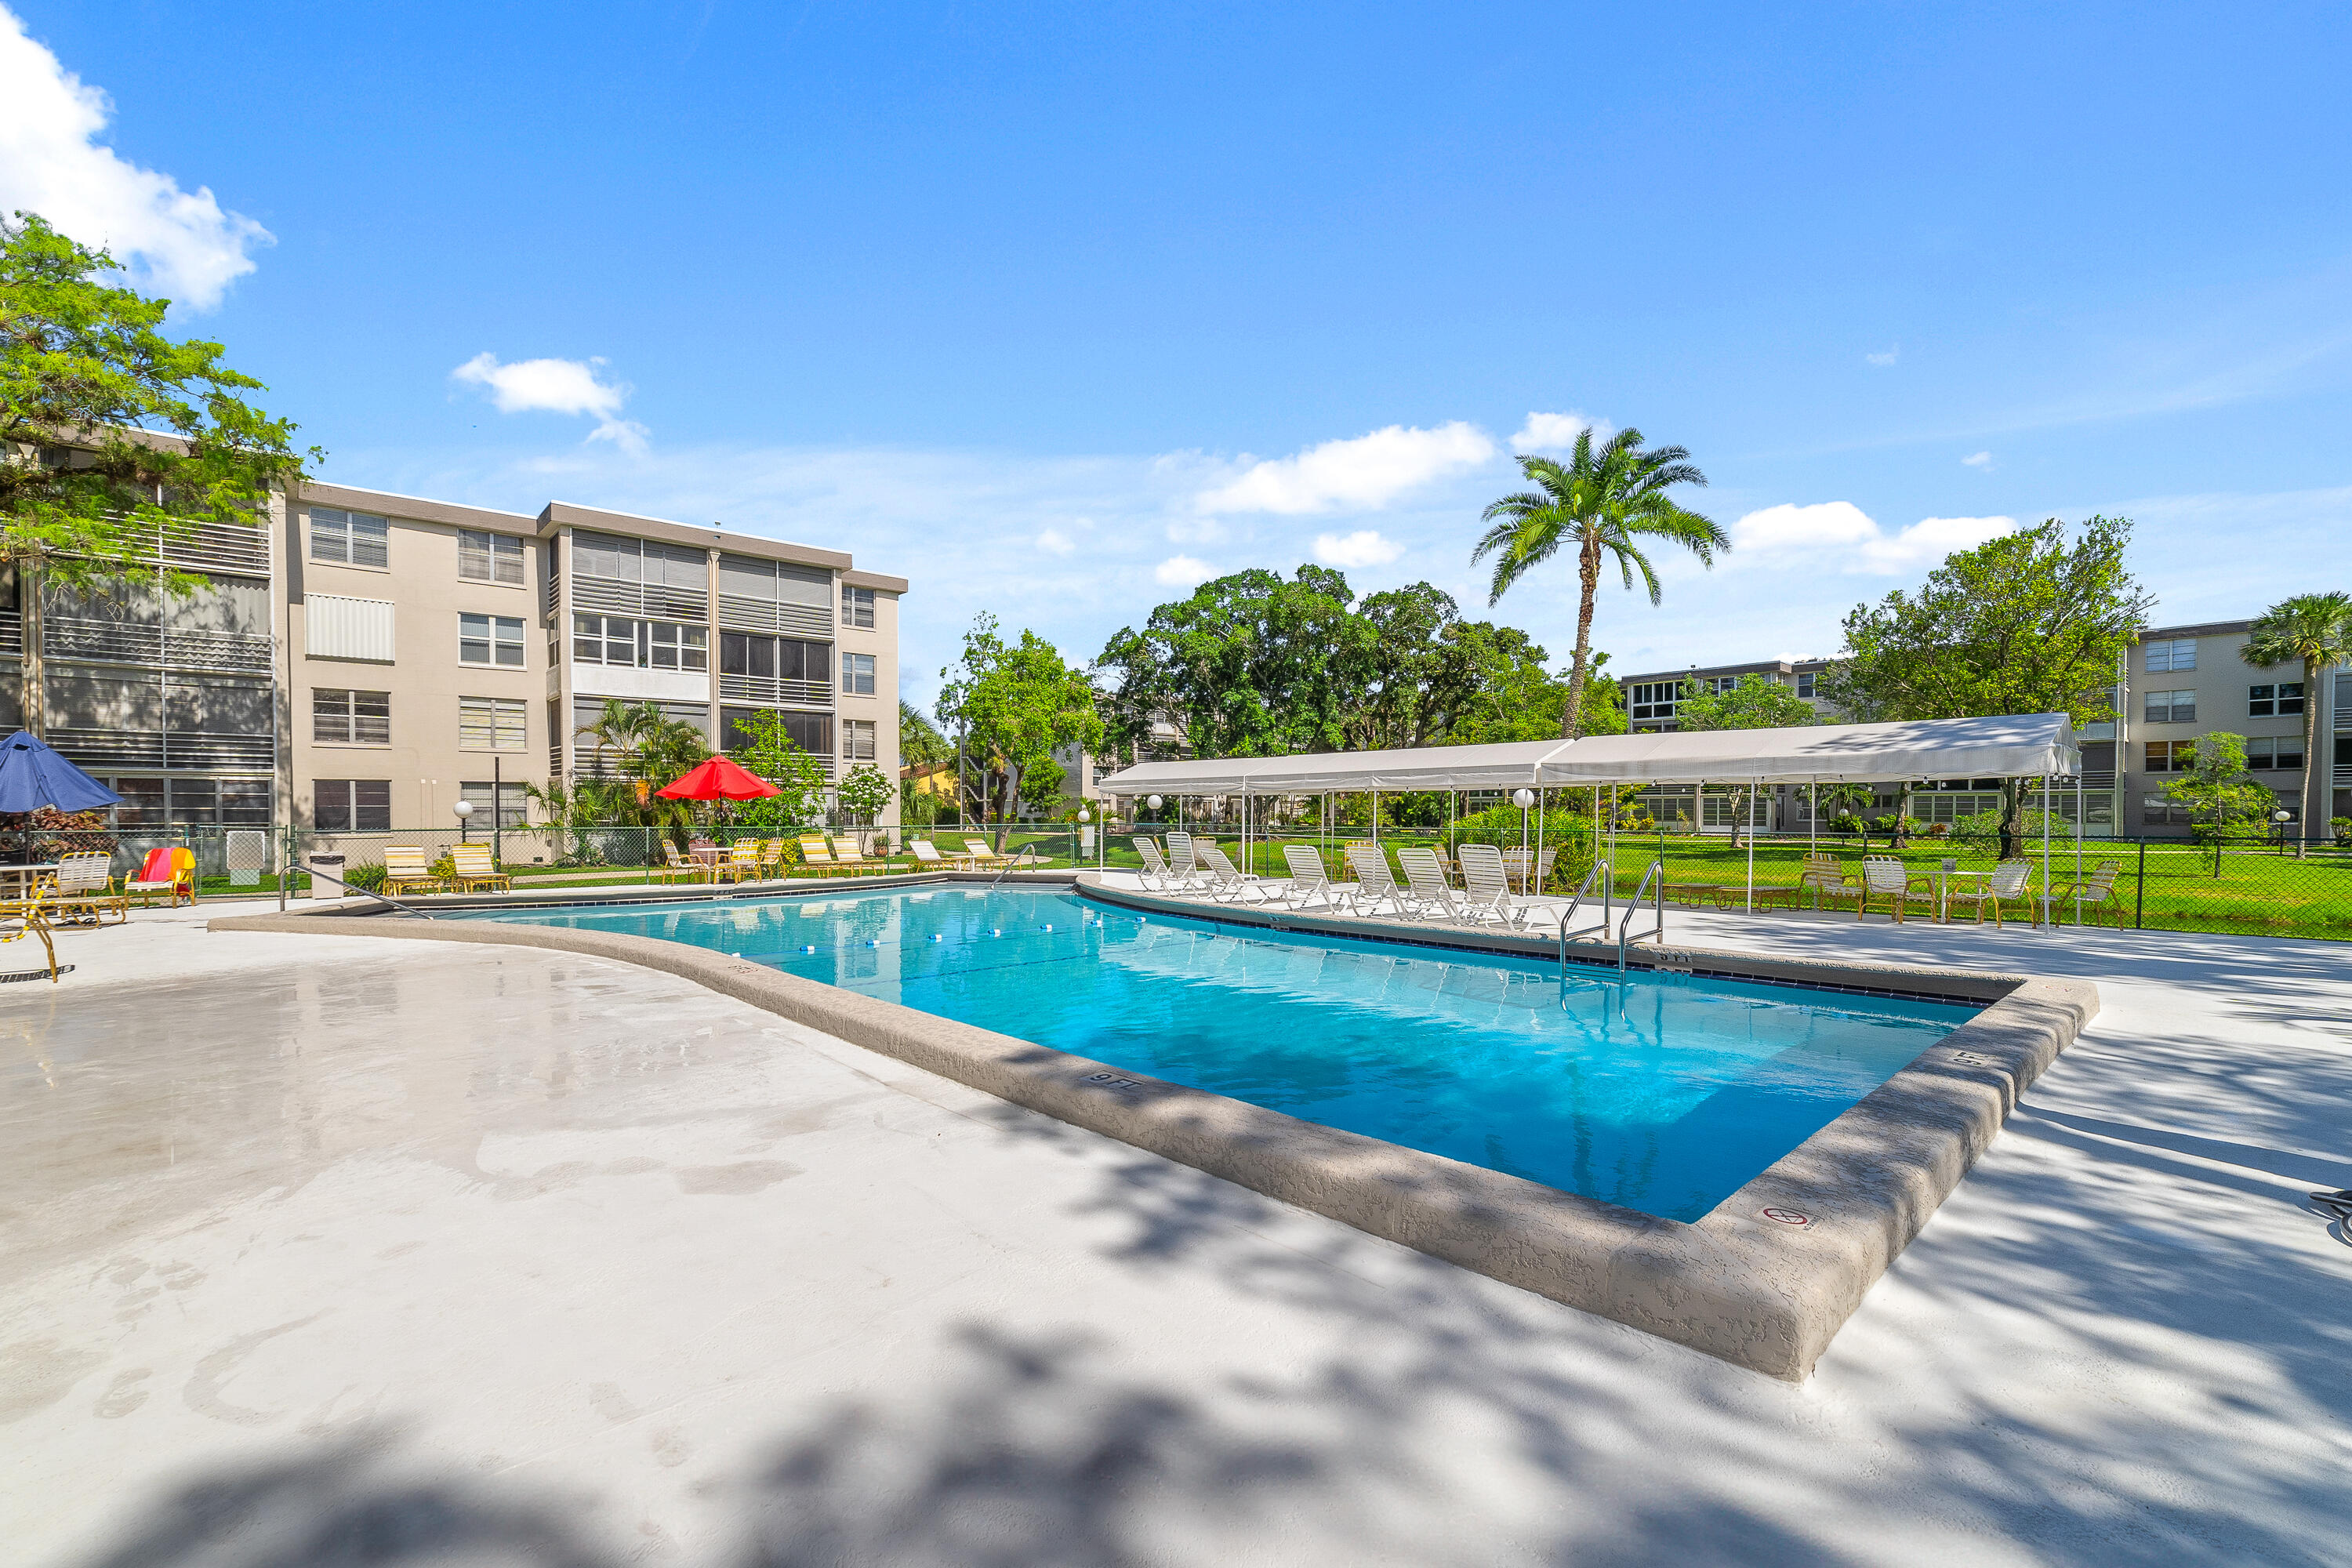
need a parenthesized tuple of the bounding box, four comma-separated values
(459, 886, 1976, 1222)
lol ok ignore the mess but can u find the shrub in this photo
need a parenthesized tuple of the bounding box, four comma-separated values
(343, 862, 388, 893)
(2334, 816, 2352, 848)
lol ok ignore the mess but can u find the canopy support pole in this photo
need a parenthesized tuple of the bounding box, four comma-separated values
(2074, 771, 2085, 927)
(2040, 773, 2052, 928)
(1809, 782, 1817, 852)
(1536, 786, 1544, 895)
(1372, 789, 1379, 847)
(1746, 776, 1757, 913)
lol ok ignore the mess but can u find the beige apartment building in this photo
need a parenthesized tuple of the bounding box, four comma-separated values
(282, 482, 905, 837)
(1617, 622, 2348, 840)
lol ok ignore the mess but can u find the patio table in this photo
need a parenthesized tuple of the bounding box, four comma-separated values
(0, 862, 62, 896)
(1931, 868, 1989, 922)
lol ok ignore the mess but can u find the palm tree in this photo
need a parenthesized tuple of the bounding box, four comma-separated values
(1472, 427, 1729, 737)
(2241, 591, 2352, 855)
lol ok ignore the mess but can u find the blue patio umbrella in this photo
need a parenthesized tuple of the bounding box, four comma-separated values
(0, 731, 123, 814)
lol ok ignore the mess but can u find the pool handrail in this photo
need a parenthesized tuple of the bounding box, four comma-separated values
(305, 862, 440, 920)
(1618, 858, 1664, 971)
(1553, 860, 1612, 968)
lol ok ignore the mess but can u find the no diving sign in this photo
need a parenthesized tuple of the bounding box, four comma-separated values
(1760, 1207, 1814, 1229)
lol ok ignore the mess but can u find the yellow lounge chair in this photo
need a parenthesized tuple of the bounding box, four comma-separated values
(830, 835, 887, 875)
(382, 847, 447, 896)
(962, 838, 1009, 868)
(655, 843, 713, 884)
(797, 836, 845, 877)
(448, 843, 513, 893)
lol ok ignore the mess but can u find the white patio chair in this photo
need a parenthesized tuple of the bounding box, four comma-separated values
(1194, 843, 1276, 904)
(1163, 830, 1210, 891)
(1396, 846, 1466, 922)
(1343, 844, 1417, 919)
(1454, 844, 1529, 928)
(1962, 859, 2037, 928)
(1281, 845, 1350, 911)
(1131, 837, 1178, 891)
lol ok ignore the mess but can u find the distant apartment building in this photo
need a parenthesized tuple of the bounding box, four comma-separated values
(4, 476, 904, 844)
(1615, 624, 2349, 839)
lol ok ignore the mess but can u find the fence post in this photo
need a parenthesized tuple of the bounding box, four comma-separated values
(2134, 837, 2146, 928)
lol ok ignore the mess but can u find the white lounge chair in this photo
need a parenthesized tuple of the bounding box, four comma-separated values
(1343, 844, 1417, 919)
(1193, 843, 1276, 904)
(908, 839, 972, 871)
(1163, 831, 1210, 892)
(1396, 846, 1466, 921)
(1133, 837, 1179, 891)
(1454, 844, 1528, 928)
(1281, 845, 1349, 911)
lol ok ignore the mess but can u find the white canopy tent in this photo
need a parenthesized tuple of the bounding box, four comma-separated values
(1096, 714, 2080, 794)
(1097, 713, 2085, 923)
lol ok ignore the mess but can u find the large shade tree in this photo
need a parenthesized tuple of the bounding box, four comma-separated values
(2240, 591, 2352, 855)
(2, 212, 314, 731)
(1472, 427, 1727, 739)
(1820, 516, 2155, 858)
(937, 615, 1104, 838)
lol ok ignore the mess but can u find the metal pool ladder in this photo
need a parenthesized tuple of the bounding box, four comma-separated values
(1617, 858, 1665, 972)
(1554, 859, 1613, 972)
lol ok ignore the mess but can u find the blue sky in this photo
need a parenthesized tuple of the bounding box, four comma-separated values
(7, 2, 2350, 707)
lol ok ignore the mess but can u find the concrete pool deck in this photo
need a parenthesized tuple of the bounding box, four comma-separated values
(3, 895, 2350, 1565)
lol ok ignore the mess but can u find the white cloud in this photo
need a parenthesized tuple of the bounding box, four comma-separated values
(1730, 502, 2013, 574)
(1730, 501, 1882, 552)
(1193, 421, 1495, 514)
(1961, 450, 1993, 469)
(1879, 516, 2015, 569)
(1509, 410, 1613, 452)
(0, 6, 269, 310)
(452, 353, 648, 454)
(1165, 516, 1227, 545)
(1035, 528, 1076, 555)
(1312, 529, 1403, 568)
(1154, 555, 1214, 587)
(1865, 345, 1900, 367)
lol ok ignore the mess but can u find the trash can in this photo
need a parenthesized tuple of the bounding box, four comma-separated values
(304, 853, 345, 900)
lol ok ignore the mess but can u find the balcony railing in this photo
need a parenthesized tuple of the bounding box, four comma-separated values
(46, 727, 274, 771)
(571, 575, 706, 624)
(717, 672, 832, 706)
(42, 617, 274, 673)
(717, 593, 833, 638)
(0, 609, 19, 657)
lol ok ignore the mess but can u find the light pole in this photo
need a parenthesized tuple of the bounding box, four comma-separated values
(452, 798, 474, 862)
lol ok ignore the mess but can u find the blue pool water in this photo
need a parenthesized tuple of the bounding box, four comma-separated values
(459, 887, 1975, 1221)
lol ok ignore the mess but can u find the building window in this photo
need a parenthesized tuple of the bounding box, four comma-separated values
(720, 633, 828, 681)
(841, 584, 876, 629)
(2143, 689, 2196, 724)
(2143, 637, 2198, 673)
(841, 718, 877, 760)
(1795, 671, 1816, 699)
(2245, 736, 2303, 771)
(645, 620, 706, 671)
(458, 529, 525, 584)
(2141, 793, 2193, 828)
(723, 706, 831, 756)
(313, 688, 391, 745)
(1628, 681, 1681, 724)
(310, 507, 390, 568)
(458, 780, 529, 827)
(459, 695, 528, 751)
(2248, 682, 2303, 717)
(110, 778, 166, 826)
(2143, 740, 2194, 772)
(571, 613, 706, 670)
(315, 779, 392, 831)
(840, 652, 877, 695)
(460, 613, 526, 667)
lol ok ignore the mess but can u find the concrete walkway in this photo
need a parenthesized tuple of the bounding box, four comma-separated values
(2, 895, 2348, 1566)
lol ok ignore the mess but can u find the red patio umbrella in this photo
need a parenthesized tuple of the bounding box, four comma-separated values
(655, 757, 782, 801)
